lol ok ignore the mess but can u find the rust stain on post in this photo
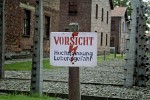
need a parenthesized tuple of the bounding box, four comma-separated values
(68, 23, 81, 100)
(69, 67, 80, 100)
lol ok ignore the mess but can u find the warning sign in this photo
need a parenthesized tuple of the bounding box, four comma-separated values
(50, 32, 97, 67)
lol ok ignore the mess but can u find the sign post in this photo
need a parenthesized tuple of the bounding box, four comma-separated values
(68, 23, 80, 100)
(50, 23, 97, 100)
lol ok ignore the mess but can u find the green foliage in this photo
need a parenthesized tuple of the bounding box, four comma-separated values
(144, 1, 150, 31)
(0, 94, 56, 100)
(113, 0, 150, 30)
(113, 0, 129, 7)
(112, 0, 131, 15)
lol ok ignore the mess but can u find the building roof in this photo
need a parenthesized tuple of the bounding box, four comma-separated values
(111, 7, 127, 17)
(146, 33, 150, 37)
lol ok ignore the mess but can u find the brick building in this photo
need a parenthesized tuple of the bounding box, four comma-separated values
(111, 7, 129, 53)
(59, 0, 113, 54)
(5, 0, 59, 57)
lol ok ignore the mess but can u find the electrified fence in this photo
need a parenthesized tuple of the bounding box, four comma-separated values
(0, 0, 150, 100)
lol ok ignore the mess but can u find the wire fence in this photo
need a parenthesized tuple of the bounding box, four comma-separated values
(2, 55, 150, 99)
(1, 0, 150, 99)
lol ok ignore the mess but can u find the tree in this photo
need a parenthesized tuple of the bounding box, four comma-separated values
(112, 0, 131, 15)
(113, 0, 150, 30)
(113, 0, 129, 7)
(144, 0, 150, 31)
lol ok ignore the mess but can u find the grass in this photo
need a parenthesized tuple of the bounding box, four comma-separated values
(4, 59, 53, 71)
(97, 54, 125, 62)
(4, 54, 125, 71)
(4, 61, 32, 71)
(0, 94, 56, 100)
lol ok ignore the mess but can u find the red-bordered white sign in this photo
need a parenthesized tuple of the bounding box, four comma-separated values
(50, 32, 97, 67)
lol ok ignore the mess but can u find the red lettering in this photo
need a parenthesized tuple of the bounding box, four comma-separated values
(54, 37, 61, 45)
(70, 32, 79, 45)
(78, 37, 82, 45)
(60, 37, 65, 45)
(65, 37, 69, 45)
(74, 37, 78, 45)
(89, 37, 94, 45)
(70, 37, 75, 45)
(83, 37, 88, 45)
(54, 35, 94, 46)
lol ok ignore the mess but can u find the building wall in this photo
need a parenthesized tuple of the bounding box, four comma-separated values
(43, 2, 60, 56)
(5, 0, 112, 56)
(44, 0, 60, 11)
(91, 0, 111, 54)
(5, 0, 34, 53)
(110, 17, 120, 53)
(59, 0, 92, 32)
(5, 0, 59, 56)
(111, 17, 128, 53)
(59, 0, 112, 54)
(120, 16, 128, 53)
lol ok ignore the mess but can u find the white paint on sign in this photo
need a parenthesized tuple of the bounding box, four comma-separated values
(50, 32, 97, 67)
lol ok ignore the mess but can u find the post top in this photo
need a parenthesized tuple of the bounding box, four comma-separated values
(69, 23, 79, 26)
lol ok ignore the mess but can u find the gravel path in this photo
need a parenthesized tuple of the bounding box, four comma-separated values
(1, 59, 150, 100)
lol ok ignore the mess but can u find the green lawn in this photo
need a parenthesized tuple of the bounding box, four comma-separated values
(4, 54, 125, 71)
(0, 94, 56, 100)
(97, 54, 125, 62)
(4, 59, 54, 71)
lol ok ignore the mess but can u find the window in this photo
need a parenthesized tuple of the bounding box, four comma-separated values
(101, 32, 103, 46)
(111, 21, 115, 31)
(45, 16, 50, 38)
(122, 22, 125, 32)
(23, 9, 31, 36)
(107, 11, 109, 24)
(106, 34, 108, 46)
(69, 1, 77, 16)
(101, 8, 104, 22)
(96, 4, 98, 19)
